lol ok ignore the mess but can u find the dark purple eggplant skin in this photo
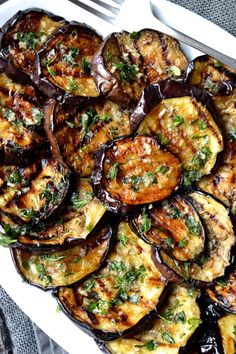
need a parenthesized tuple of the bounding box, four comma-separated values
(0, 8, 66, 85)
(33, 22, 102, 104)
(53, 268, 169, 341)
(185, 54, 236, 95)
(11, 223, 114, 292)
(91, 33, 132, 108)
(130, 79, 222, 134)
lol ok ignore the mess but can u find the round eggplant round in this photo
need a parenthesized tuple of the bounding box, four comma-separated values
(153, 192, 235, 286)
(33, 22, 102, 104)
(132, 195, 205, 262)
(11, 223, 113, 290)
(100, 284, 201, 354)
(55, 220, 168, 340)
(186, 55, 236, 95)
(131, 79, 224, 186)
(206, 268, 236, 314)
(91, 29, 188, 107)
(91, 135, 182, 215)
(0, 8, 66, 81)
(2, 156, 71, 224)
(44, 98, 131, 176)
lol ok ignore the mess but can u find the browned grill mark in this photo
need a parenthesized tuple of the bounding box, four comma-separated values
(159, 33, 170, 67)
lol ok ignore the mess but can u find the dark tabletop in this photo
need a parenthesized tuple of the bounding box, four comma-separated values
(0, 0, 235, 353)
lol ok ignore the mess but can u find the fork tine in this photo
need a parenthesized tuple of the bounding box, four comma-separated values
(90, 0, 120, 15)
(67, 0, 116, 23)
(111, 0, 124, 5)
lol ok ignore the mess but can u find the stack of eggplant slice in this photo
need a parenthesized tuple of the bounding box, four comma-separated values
(0, 8, 235, 354)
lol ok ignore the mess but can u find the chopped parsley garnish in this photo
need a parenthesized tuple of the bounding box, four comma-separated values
(31, 108, 43, 125)
(195, 255, 208, 266)
(118, 234, 128, 247)
(109, 260, 127, 272)
(16, 31, 45, 50)
(67, 78, 79, 91)
(155, 165, 170, 174)
(0, 223, 18, 247)
(204, 77, 218, 92)
(130, 31, 139, 39)
(135, 340, 157, 351)
(82, 58, 91, 75)
(40, 189, 57, 204)
(161, 332, 175, 344)
(87, 299, 109, 315)
(107, 162, 119, 180)
(198, 120, 207, 130)
(71, 191, 93, 209)
(62, 48, 78, 64)
(185, 215, 200, 236)
(233, 325, 236, 336)
(44, 55, 56, 76)
(229, 127, 236, 141)
(192, 146, 212, 169)
(114, 62, 139, 82)
(8, 169, 21, 184)
(66, 121, 75, 128)
(173, 115, 184, 126)
(2, 107, 16, 121)
(216, 279, 227, 287)
(156, 132, 170, 146)
(187, 286, 196, 297)
(139, 208, 152, 233)
(84, 279, 95, 292)
(164, 237, 174, 247)
(80, 108, 110, 140)
(20, 207, 35, 220)
(178, 238, 188, 248)
(35, 263, 52, 285)
(174, 311, 186, 323)
(187, 317, 201, 330)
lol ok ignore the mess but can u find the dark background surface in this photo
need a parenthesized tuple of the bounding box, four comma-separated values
(0, 0, 235, 353)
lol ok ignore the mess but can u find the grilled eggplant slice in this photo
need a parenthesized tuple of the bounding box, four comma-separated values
(0, 9, 65, 80)
(91, 29, 187, 107)
(44, 99, 131, 176)
(206, 268, 236, 314)
(197, 88, 236, 213)
(92, 135, 182, 215)
(154, 192, 235, 285)
(17, 178, 106, 248)
(34, 22, 102, 103)
(56, 220, 167, 340)
(131, 80, 223, 186)
(101, 284, 200, 354)
(187, 55, 236, 94)
(91, 31, 147, 106)
(3, 157, 70, 224)
(132, 196, 205, 262)
(218, 314, 236, 354)
(12, 223, 112, 289)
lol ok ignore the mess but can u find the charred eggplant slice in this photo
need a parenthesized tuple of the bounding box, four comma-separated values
(218, 314, 236, 354)
(12, 223, 112, 289)
(135, 29, 188, 83)
(154, 192, 235, 285)
(187, 55, 236, 94)
(0, 8, 65, 79)
(197, 88, 236, 213)
(91, 31, 147, 106)
(206, 268, 236, 314)
(56, 220, 167, 340)
(17, 178, 106, 248)
(34, 22, 102, 103)
(132, 195, 205, 262)
(3, 157, 70, 223)
(91, 29, 187, 106)
(44, 99, 131, 176)
(92, 135, 182, 214)
(102, 284, 200, 354)
(131, 80, 223, 186)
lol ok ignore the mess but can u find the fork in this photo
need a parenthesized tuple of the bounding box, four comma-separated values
(68, 0, 236, 70)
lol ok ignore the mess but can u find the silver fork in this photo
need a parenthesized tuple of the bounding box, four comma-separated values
(68, 0, 236, 70)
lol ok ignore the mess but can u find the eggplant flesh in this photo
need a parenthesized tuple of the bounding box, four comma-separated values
(154, 192, 235, 285)
(103, 284, 200, 354)
(218, 314, 236, 354)
(3, 157, 70, 223)
(206, 268, 236, 314)
(56, 220, 167, 340)
(136, 94, 223, 186)
(92, 135, 182, 214)
(12, 223, 112, 289)
(187, 55, 236, 94)
(0, 9, 65, 77)
(133, 195, 205, 262)
(198, 88, 236, 214)
(17, 178, 106, 248)
(34, 23, 101, 101)
(45, 99, 131, 177)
